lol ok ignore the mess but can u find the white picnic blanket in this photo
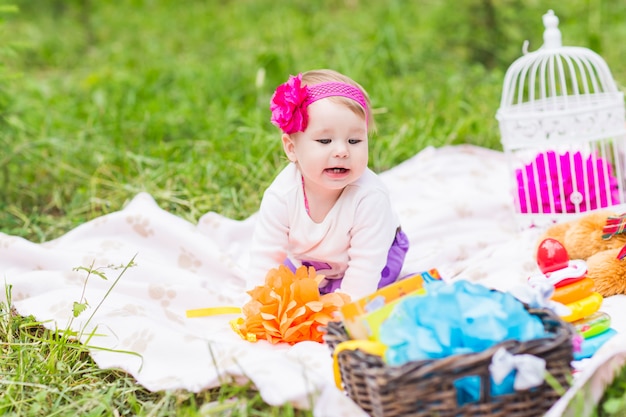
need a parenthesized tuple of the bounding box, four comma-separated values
(1, 144, 625, 416)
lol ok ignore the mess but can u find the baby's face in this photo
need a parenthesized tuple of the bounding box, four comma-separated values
(285, 98, 368, 194)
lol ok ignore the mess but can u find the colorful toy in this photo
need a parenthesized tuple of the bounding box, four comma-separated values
(551, 277, 594, 305)
(531, 235, 618, 359)
(560, 292, 603, 323)
(529, 238, 587, 288)
(573, 311, 612, 339)
(339, 269, 440, 340)
(529, 238, 603, 322)
(574, 328, 618, 361)
(539, 210, 626, 297)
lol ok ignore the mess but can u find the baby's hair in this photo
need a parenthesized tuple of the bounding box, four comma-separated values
(301, 69, 376, 133)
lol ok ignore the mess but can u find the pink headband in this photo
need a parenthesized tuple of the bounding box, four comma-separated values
(270, 73, 368, 134)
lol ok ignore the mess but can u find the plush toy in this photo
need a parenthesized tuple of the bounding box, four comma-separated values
(538, 210, 626, 297)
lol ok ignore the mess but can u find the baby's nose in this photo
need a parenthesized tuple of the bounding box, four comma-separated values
(334, 143, 349, 157)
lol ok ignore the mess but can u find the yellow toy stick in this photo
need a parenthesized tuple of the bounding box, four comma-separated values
(185, 306, 241, 318)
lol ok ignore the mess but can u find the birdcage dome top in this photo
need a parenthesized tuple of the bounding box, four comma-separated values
(496, 10, 625, 147)
(497, 10, 622, 115)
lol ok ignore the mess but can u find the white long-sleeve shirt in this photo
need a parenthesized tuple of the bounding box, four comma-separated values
(249, 162, 400, 299)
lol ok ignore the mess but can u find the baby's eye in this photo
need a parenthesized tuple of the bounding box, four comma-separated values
(316, 139, 331, 144)
(348, 139, 362, 145)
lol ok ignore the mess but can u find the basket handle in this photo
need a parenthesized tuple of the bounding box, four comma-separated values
(332, 340, 387, 389)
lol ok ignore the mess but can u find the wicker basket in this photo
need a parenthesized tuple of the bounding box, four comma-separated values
(324, 308, 574, 417)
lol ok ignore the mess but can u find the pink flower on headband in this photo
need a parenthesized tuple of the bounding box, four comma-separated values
(270, 74, 309, 134)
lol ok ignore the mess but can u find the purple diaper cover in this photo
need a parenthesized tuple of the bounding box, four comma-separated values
(285, 227, 409, 295)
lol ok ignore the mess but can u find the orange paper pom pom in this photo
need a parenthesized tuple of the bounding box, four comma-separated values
(233, 265, 351, 345)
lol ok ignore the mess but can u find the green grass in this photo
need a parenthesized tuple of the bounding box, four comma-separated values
(0, 307, 305, 416)
(2, 0, 626, 415)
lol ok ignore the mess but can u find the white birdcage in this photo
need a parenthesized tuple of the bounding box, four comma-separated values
(496, 9, 626, 229)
